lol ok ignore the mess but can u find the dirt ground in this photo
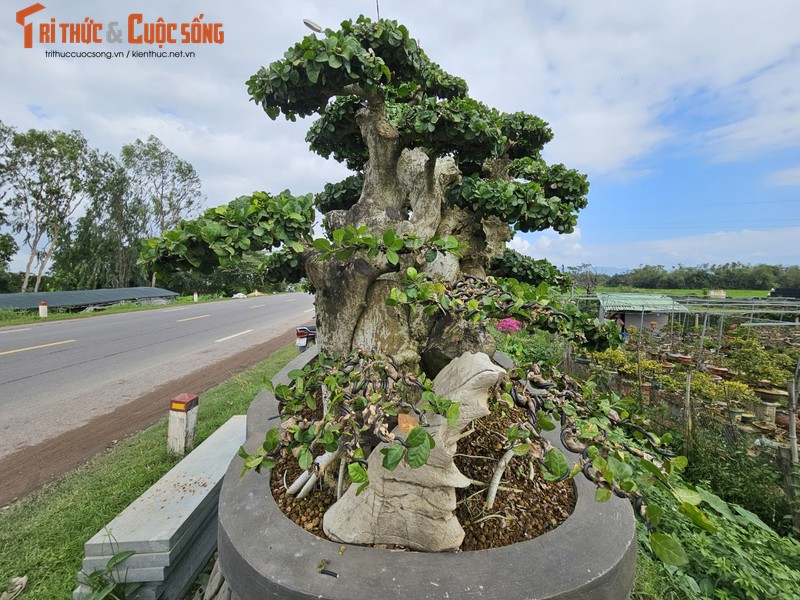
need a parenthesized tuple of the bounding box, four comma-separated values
(0, 328, 296, 508)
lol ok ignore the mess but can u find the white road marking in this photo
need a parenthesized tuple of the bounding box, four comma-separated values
(0, 328, 32, 334)
(249, 304, 266, 309)
(164, 307, 190, 312)
(304, 309, 314, 313)
(215, 330, 254, 343)
(177, 315, 210, 322)
(0, 339, 75, 356)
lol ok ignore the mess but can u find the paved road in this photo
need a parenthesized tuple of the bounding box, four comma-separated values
(0, 293, 314, 460)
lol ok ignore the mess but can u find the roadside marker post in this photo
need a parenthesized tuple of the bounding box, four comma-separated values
(168, 393, 199, 456)
(39, 301, 48, 318)
(193, 291, 198, 303)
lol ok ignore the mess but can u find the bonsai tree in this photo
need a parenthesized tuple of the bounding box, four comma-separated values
(142, 17, 691, 560)
(141, 16, 595, 362)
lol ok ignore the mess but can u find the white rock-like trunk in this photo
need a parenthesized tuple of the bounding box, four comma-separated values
(322, 352, 506, 551)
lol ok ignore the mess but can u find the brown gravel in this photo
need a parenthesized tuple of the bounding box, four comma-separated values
(269, 401, 575, 551)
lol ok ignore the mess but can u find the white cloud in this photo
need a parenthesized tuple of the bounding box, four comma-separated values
(3, 0, 800, 273)
(513, 227, 800, 270)
(509, 228, 587, 268)
(765, 166, 800, 187)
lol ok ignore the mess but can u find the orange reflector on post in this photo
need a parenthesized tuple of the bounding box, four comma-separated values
(170, 393, 199, 412)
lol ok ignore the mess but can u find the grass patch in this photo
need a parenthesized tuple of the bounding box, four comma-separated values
(0, 294, 234, 328)
(631, 549, 682, 600)
(0, 343, 297, 599)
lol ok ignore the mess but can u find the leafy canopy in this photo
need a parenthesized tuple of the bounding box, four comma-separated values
(245, 16, 588, 234)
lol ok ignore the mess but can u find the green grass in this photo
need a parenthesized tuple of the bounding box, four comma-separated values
(0, 342, 298, 599)
(0, 294, 236, 328)
(631, 548, 681, 600)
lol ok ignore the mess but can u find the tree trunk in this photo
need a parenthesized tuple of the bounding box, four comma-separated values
(309, 141, 508, 363)
(20, 233, 41, 293)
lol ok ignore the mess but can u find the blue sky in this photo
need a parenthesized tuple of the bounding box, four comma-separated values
(2, 0, 799, 272)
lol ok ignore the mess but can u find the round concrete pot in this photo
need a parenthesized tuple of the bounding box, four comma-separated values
(217, 349, 637, 600)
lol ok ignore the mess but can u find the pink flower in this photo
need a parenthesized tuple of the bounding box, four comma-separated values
(495, 317, 522, 334)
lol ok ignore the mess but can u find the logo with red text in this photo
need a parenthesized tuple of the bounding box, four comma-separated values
(16, 4, 224, 49)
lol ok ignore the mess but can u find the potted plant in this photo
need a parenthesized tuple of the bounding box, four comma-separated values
(144, 17, 697, 599)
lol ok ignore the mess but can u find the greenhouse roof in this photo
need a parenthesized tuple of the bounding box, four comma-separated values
(596, 293, 688, 313)
(0, 287, 178, 310)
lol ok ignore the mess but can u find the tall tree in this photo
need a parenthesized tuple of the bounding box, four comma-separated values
(121, 135, 203, 239)
(50, 153, 149, 290)
(0, 207, 19, 293)
(121, 135, 204, 286)
(0, 121, 94, 292)
(567, 262, 601, 294)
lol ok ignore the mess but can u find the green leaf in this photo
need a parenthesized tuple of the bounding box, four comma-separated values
(595, 487, 612, 502)
(733, 504, 774, 533)
(649, 532, 689, 566)
(669, 455, 688, 472)
(698, 578, 715, 596)
(298, 447, 313, 471)
(542, 448, 569, 481)
(646, 503, 665, 528)
(106, 550, 136, 569)
(406, 426, 432, 448)
(386, 248, 399, 265)
(679, 502, 716, 532)
(406, 266, 418, 280)
(87, 582, 116, 599)
(335, 247, 355, 260)
(672, 487, 703, 506)
(445, 403, 460, 428)
(407, 440, 431, 468)
(381, 444, 405, 471)
(287, 369, 305, 380)
(348, 462, 368, 482)
(512, 443, 531, 456)
(244, 454, 264, 470)
(536, 410, 555, 431)
(312, 238, 331, 252)
(424, 248, 437, 263)
(697, 487, 735, 520)
(263, 428, 280, 453)
(607, 456, 633, 482)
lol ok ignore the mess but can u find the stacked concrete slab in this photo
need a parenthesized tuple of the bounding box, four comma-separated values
(74, 415, 246, 600)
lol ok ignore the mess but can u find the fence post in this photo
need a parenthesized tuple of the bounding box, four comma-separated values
(790, 379, 798, 465)
(683, 372, 692, 457)
(168, 393, 199, 455)
(38, 301, 48, 318)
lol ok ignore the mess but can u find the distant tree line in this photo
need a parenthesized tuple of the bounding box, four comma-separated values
(605, 263, 800, 291)
(0, 120, 205, 293)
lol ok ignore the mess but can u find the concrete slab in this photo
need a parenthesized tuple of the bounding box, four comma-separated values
(80, 515, 217, 582)
(81, 506, 216, 571)
(84, 416, 245, 556)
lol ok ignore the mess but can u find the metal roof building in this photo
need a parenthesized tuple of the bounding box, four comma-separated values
(0, 287, 178, 310)
(596, 293, 687, 332)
